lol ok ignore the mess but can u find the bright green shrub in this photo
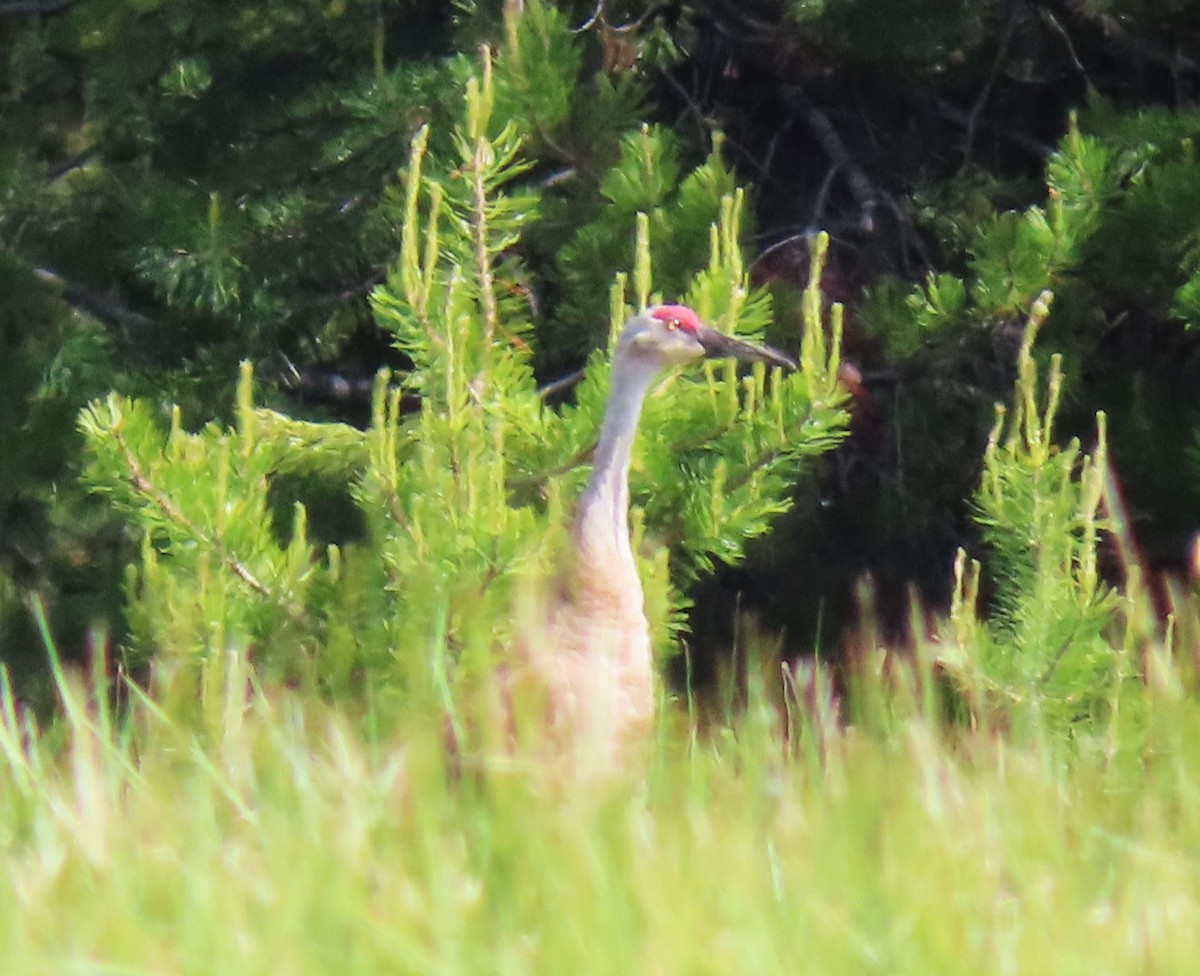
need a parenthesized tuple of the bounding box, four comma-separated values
(78, 49, 849, 717)
(938, 293, 1128, 736)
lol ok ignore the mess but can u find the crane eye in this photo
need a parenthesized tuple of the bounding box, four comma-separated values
(665, 319, 679, 331)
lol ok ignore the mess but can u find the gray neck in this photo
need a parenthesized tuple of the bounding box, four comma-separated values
(575, 354, 660, 555)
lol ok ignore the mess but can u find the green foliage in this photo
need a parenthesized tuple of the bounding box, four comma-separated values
(937, 293, 1127, 736)
(864, 272, 969, 359)
(0, 0, 472, 418)
(78, 371, 352, 710)
(0, 0, 470, 677)
(0, 0, 761, 677)
(631, 218, 847, 584)
(857, 99, 1200, 611)
(549, 127, 741, 360)
(8, 608, 1200, 972)
(492, 0, 580, 140)
(7, 0, 1196, 754)
(863, 103, 1200, 357)
(0, 252, 125, 699)
(77, 49, 848, 703)
(864, 114, 1117, 351)
(12, 8, 1200, 958)
(787, 0, 1006, 72)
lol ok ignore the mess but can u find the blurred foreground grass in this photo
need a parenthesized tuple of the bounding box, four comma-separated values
(2, 644, 1199, 975)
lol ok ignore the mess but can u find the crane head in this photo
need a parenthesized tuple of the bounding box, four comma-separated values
(618, 305, 797, 372)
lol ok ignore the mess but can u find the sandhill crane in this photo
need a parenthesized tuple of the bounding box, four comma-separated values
(515, 304, 796, 768)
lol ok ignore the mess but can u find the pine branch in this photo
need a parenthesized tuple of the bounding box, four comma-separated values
(723, 431, 813, 498)
(470, 141, 500, 353)
(108, 426, 271, 600)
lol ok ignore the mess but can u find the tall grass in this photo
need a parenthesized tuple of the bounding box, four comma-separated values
(3, 628, 1200, 975)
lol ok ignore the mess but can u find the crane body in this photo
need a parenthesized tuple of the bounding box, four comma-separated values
(520, 305, 795, 767)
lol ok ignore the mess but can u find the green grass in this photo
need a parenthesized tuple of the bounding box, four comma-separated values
(3, 645, 1200, 975)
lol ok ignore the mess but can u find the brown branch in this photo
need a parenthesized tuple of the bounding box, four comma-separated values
(915, 94, 1054, 160)
(783, 88, 878, 233)
(571, 0, 674, 34)
(33, 267, 156, 334)
(505, 445, 594, 495)
(537, 367, 585, 401)
(304, 274, 383, 309)
(659, 70, 786, 194)
(961, 1, 1022, 167)
(47, 149, 98, 180)
(1040, 0, 1198, 74)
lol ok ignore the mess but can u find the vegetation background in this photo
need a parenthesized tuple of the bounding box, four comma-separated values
(2, 0, 1200, 971)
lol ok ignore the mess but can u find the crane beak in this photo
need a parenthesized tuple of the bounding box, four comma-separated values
(695, 325, 797, 371)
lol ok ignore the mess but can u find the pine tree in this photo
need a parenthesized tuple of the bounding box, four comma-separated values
(938, 293, 1126, 737)
(6, 0, 1200, 732)
(77, 46, 848, 723)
